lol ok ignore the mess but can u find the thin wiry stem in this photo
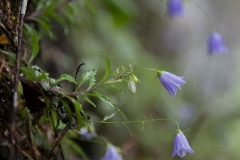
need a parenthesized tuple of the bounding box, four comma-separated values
(9, 0, 28, 159)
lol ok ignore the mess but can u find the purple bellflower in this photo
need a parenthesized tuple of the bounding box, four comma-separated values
(101, 145, 122, 160)
(172, 131, 194, 158)
(208, 31, 228, 54)
(158, 71, 186, 97)
(167, 0, 184, 18)
(79, 127, 97, 139)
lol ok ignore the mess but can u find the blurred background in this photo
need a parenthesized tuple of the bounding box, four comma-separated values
(32, 0, 240, 159)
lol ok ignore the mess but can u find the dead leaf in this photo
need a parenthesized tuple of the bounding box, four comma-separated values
(0, 34, 9, 44)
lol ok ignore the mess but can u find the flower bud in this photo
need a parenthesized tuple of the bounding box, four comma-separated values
(128, 80, 136, 94)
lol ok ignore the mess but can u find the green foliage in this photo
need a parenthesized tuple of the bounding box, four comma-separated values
(20, 66, 49, 81)
(65, 138, 89, 160)
(66, 96, 87, 129)
(75, 69, 97, 91)
(59, 97, 73, 124)
(55, 73, 78, 84)
(0, 49, 16, 65)
(29, 32, 40, 64)
(103, 113, 115, 121)
(91, 91, 126, 120)
(82, 96, 97, 108)
(98, 56, 111, 85)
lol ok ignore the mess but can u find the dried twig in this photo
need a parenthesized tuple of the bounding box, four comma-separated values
(15, 144, 34, 160)
(9, 0, 28, 159)
(55, 131, 65, 160)
(47, 125, 70, 159)
(51, 125, 70, 150)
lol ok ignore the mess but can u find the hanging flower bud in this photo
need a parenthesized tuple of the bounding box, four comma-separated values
(208, 31, 228, 54)
(127, 74, 139, 94)
(128, 80, 136, 94)
(167, 0, 184, 18)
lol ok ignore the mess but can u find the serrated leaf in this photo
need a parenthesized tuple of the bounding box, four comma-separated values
(83, 96, 96, 108)
(55, 74, 77, 84)
(75, 70, 97, 91)
(87, 74, 96, 90)
(92, 92, 126, 120)
(0, 49, 16, 65)
(28, 32, 39, 64)
(103, 113, 115, 121)
(98, 56, 111, 85)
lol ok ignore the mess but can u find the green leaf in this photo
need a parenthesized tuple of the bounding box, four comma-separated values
(59, 97, 73, 124)
(65, 139, 89, 159)
(75, 70, 97, 91)
(61, 5, 77, 26)
(84, 0, 96, 14)
(98, 56, 111, 85)
(108, 84, 123, 93)
(87, 73, 96, 90)
(92, 92, 126, 120)
(20, 66, 36, 81)
(35, 71, 49, 81)
(83, 96, 96, 108)
(65, 96, 86, 129)
(41, 91, 50, 118)
(28, 32, 39, 64)
(28, 17, 55, 39)
(0, 49, 16, 65)
(49, 12, 69, 34)
(20, 66, 49, 81)
(55, 74, 77, 84)
(103, 113, 115, 121)
(49, 111, 56, 130)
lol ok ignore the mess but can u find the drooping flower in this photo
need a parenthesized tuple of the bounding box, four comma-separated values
(101, 145, 122, 160)
(158, 71, 186, 97)
(208, 31, 228, 54)
(172, 131, 194, 158)
(167, 0, 184, 18)
(79, 127, 97, 139)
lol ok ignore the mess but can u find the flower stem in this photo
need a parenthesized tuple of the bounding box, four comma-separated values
(90, 118, 180, 130)
(191, 0, 214, 31)
(135, 68, 159, 73)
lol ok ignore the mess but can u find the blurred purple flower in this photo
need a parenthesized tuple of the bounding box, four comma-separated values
(79, 127, 97, 139)
(102, 145, 122, 160)
(172, 131, 194, 158)
(167, 0, 184, 18)
(159, 71, 186, 97)
(208, 31, 228, 54)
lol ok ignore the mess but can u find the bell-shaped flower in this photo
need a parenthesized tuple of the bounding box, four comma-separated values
(79, 127, 97, 139)
(208, 31, 228, 54)
(167, 0, 184, 18)
(158, 71, 186, 97)
(101, 144, 122, 160)
(172, 131, 194, 158)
